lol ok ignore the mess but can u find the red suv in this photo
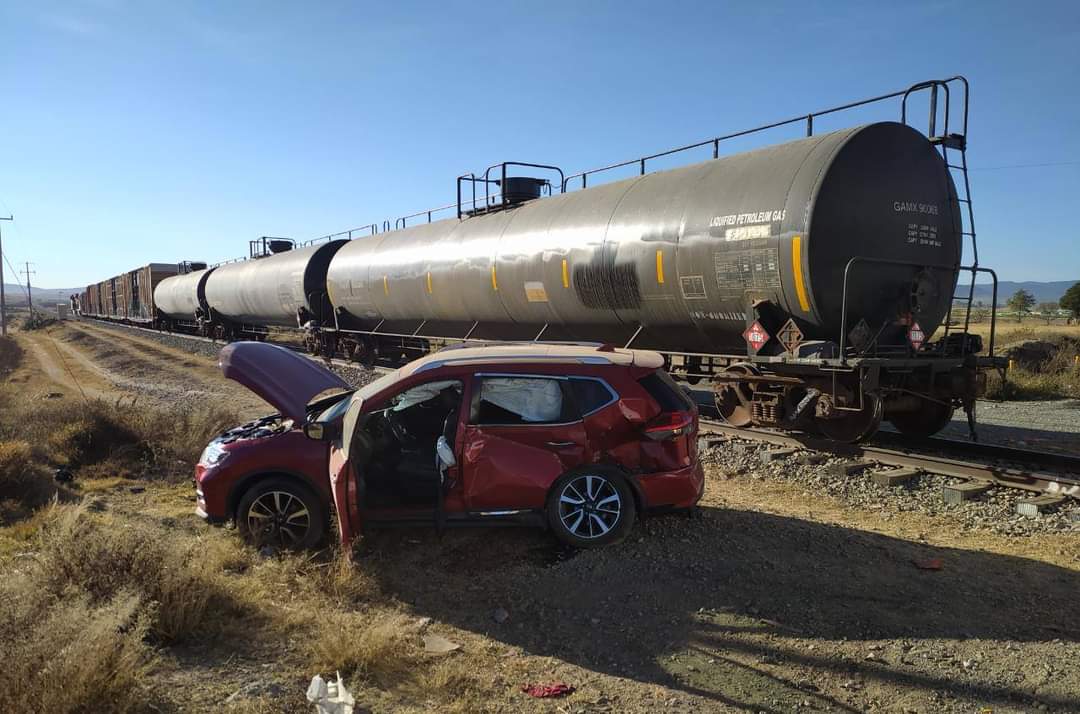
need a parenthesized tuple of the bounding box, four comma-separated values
(305, 343, 704, 548)
(195, 343, 352, 549)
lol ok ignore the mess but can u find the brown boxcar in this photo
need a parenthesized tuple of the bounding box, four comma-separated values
(124, 263, 179, 322)
(83, 264, 179, 323)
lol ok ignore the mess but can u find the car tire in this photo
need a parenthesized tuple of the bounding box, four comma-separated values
(546, 467, 636, 549)
(236, 478, 327, 550)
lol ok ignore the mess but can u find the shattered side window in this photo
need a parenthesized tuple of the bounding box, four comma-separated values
(474, 377, 574, 425)
(390, 380, 462, 412)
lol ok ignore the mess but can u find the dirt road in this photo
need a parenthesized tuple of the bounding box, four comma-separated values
(19, 321, 270, 417)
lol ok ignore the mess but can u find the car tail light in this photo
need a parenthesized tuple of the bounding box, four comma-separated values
(644, 411, 694, 441)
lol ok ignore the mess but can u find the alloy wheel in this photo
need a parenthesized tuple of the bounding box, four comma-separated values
(557, 474, 622, 540)
(246, 490, 311, 547)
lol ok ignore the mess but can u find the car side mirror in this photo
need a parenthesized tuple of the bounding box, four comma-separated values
(304, 422, 328, 441)
(435, 435, 456, 469)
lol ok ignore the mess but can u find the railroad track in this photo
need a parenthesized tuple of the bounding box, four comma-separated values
(700, 419, 1080, 512)
(75, 317, 1080, 510)
(72, 317, 374, 373)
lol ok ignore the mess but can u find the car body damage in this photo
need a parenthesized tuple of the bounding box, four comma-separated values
(308, 343, 704, 549)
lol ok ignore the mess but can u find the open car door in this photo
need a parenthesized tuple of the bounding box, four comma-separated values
(334, 378, 464, 541)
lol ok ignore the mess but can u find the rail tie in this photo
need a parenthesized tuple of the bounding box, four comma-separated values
(700, 420, 1080, 502)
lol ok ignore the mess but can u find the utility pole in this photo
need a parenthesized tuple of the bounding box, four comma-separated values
(0, 215, 11, 337)
(21, 262, 35, 319)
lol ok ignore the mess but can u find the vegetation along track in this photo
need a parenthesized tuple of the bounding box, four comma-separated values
(701, 420, 1080, 510)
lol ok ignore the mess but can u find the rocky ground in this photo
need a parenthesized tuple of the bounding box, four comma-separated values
(699, 436, 1080, 538)
(934, 399, 1080, 455)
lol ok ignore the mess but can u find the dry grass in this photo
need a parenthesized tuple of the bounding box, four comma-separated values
(0, 335, 21, 375)
(35, 503, 230, 642)
(984, 332, 1080, 401)
(0, 580, 153, 714)
(986, 368, 1080, 401)
(0, 390, 235, 482)
(0, 330, 522, 711)
(0, 439, 59, 522)
(310, 610, 417, 683)
(19, 313, 59, 331)
(969, 320, 1080, 344)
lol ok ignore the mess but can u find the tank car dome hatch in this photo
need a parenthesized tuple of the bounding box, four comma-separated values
(268, 239, 294, 254)
(499, 177, 547, 205)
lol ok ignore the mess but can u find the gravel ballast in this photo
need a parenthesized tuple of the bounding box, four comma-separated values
(700, 435, 1080, 537)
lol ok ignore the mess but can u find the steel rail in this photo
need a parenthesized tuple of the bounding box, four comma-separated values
(700, 420, 1080, 500)
(870, 430, 1080, 475)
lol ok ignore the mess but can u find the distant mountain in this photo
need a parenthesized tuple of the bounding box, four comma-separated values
(961, 280, 1078, 307)
(1, 283, 81, 305)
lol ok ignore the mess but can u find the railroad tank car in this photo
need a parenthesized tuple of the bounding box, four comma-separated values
(326, 122, 960, 354)
(155, 267, 216, 321)
(203, 240, 347, 330)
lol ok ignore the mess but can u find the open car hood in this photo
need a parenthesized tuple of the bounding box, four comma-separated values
(219, 342, 350, 422)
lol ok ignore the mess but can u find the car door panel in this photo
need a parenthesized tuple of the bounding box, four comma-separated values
(329, 443, 363, 545)
(462, 421, 589, 509)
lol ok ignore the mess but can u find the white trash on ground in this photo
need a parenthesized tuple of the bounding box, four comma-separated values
(306, 671, 355, 714)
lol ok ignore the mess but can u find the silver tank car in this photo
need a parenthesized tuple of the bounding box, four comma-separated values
(154, 267, 216, 320)
(326, 122, 959, 352)
(204, 241, 348, 328)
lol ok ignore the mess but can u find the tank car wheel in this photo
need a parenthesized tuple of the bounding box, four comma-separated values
(816, 393, 883, 443)
(685, 355, 703, 385)
(888, 398, 954, 437)
(360, 339, 378, 368)
(714, 363, 759, 427)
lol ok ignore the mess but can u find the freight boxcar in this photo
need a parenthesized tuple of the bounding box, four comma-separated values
(81, 263, 180, 325)
(121, 263, 179, 323)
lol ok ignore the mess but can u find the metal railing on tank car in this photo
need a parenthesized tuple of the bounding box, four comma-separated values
(304, 77, 969, 240)
(559, 76, 970, 191)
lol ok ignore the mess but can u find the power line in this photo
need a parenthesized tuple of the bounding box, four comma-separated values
(970, 160, 1080, 171)
(21, 261, 36, 318)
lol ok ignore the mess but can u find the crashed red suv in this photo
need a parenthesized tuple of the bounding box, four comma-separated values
(305, 344, 704, 548)
(194, 343, 351, 549)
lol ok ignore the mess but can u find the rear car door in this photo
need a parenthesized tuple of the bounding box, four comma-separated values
(461, 374, 589, 511)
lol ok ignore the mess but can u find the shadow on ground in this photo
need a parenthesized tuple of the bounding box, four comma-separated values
(358, 506, 1080, 712)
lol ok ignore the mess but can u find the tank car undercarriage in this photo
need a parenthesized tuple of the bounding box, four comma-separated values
(291, 318, 1002, 443)
(709, 353, 989, 442)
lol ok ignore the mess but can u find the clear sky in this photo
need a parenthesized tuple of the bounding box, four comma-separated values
(1, 0, 1077, 289)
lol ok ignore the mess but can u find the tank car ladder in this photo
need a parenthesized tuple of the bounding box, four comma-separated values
(902, 77, 983, 356)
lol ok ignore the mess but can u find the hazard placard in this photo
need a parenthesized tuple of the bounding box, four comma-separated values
(743, 321, 770, 353)
(908, 321, 925, 351)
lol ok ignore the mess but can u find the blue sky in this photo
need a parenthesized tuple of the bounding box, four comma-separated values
(1, 0, 1077, 289)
